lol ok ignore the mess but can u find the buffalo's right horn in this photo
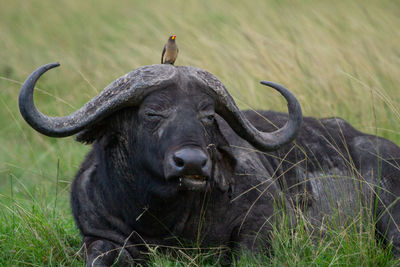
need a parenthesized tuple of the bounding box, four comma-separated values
(189, 68, 303, 152)
(19, 63, 177, 137)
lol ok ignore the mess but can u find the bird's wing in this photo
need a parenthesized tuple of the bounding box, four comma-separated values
(161, 45, 166, 63)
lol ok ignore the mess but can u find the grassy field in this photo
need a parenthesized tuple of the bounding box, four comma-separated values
(1, 0, 400, 266)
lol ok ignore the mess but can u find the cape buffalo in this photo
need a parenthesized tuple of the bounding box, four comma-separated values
(19, 63, 400, 266)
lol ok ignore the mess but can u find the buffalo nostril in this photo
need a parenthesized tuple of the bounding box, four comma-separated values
(201, 158, 207, 168)
(173, 155, 185, 167)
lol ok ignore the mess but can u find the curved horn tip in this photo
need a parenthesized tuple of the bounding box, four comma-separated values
(259, 80, 299, 101)
(260, 80, 283, 89)
(18, 61, 63, 137)
(44, 62, 61, 69)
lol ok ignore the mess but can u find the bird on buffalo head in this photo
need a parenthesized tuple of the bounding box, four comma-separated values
(161, 35, 178, 65)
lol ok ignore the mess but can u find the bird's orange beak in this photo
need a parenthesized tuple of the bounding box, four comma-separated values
(171, 35, 176, 40)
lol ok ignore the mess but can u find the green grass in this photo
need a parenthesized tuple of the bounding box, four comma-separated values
(1, 0, 400, 265)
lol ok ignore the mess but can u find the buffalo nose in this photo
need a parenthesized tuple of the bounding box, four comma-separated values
(173, 148, 208, 170)
(164, 146, 211, 179)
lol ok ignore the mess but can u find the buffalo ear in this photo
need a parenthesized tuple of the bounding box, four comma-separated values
(211, 115, 237, 193)
(213, 145, 236, 193)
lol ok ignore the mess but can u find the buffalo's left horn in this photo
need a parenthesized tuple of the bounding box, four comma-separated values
(19, 63, 177, 137)
(192, 70, 302, 151)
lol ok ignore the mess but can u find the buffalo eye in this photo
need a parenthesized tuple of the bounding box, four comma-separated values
(145, 112, 164, 119)
(198, 100, 215, 125)
(144, 110, 167, 121)
(200, 113, 215, 125)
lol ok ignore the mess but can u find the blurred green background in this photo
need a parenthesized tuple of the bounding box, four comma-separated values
(1, 0, 399, 265)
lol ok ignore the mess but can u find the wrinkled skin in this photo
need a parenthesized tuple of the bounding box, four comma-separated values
(71, 82, 400, 266)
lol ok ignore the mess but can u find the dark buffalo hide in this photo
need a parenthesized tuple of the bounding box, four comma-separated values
(19, 64, 400, 266)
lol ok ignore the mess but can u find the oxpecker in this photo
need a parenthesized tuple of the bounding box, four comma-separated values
(161, 35, 178, 65)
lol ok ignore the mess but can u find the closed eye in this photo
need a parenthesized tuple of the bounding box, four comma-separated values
(145, 112, 166, 118)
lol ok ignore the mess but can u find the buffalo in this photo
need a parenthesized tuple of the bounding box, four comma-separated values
(19, 63, 400, 266)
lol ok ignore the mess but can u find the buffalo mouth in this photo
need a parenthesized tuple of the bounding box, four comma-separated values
(178, 175, 208, 191)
